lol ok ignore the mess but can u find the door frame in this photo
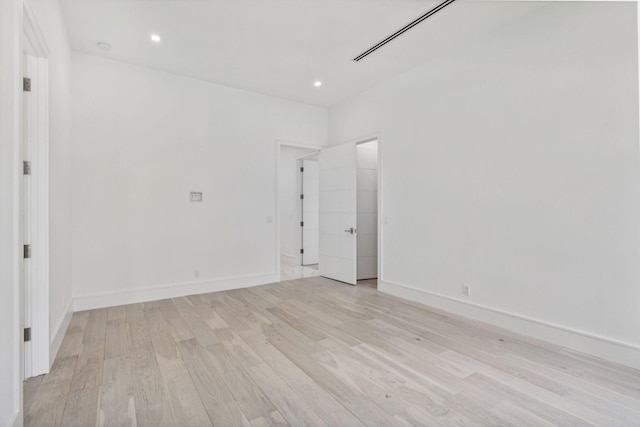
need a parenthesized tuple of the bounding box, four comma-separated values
(274, 140, 323, 282)
(22, 0, 50, 378)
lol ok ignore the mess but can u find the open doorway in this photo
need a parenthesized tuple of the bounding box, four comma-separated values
(317, 137, 380, 286)
(356, 139, 379, 282)
(278, 143, 321, 281)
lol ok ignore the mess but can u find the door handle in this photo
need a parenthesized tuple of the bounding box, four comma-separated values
(344, 228, 356, 234)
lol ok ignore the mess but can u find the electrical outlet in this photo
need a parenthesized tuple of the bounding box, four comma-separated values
(194, 269, 199, 278)
(463, 284, 471, 296)
(190, 191, 203, 202)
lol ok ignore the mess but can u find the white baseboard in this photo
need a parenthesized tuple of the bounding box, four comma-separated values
(379, 279, 640, 371)
(9, 409, 21, 427)
(73, 272, 279, 312)
(50, 299, 73, 367)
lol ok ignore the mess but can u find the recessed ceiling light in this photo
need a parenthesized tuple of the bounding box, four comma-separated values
(97, 41, 112, 51)
(150, 34, 162, 43)
(314, 81, 322, 87)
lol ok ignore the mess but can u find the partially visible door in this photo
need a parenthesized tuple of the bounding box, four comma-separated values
(301, 160, 319, 265)
(22, 53, 35, 378)
(319, 142, 357, 285)
(22, 52, 50, 378)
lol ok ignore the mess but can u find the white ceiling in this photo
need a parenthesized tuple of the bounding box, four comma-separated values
(59, 0, 548, 107)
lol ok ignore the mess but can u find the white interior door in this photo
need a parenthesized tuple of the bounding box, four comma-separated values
(23, 53, 34, 379)
(301, 159, 319, 265)
(319, 142, 357, 285)
(22, 52, 50, 378)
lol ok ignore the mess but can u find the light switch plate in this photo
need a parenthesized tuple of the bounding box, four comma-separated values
(190, 191, 203, 202)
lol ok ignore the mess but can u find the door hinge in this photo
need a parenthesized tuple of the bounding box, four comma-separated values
(23, 77, 31, 92)
(23, 161, 31, 175)
(300, 194, 304, 200)
(300, 221, 304, 227)
(24, 328, 31, 342)
(300, 167, 304, 172)
(24, 244, 31, 259)
(300, 248, 304, 254)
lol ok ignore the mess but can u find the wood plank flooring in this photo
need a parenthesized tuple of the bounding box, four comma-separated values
(25, 277, 640, 426)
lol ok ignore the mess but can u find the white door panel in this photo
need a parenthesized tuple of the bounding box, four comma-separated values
(357, 191, 377, 213)
(357, 169, 378, 191)
(357, 234, 377, 257)
(319, 142, 357, 285)
(302, 160, 319, 265)
(357, 256, 377, 280)
(304, 210, 319, 226)
(320, 234, 356, 260)
(320, 167, 356, 192)
(356, 213, 377, 233)
(321, 191, 356, 214)
(23, 54, 33, 378)
(320, 257, 356, 283)
(319, 212, 354, 235)
(320, 143, 355, 169)
(304, 233, 319, 253)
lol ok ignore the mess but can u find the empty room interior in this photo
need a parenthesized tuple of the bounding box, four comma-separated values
(2, 0, 640, 426)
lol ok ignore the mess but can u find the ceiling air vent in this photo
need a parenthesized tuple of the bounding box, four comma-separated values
(353, 0, 457, 62)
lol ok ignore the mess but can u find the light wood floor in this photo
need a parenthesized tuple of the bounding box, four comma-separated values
(25, 277, 640, 426)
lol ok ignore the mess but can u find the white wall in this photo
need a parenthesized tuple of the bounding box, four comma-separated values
(0, 0, 23, 423)
(330, 3, 640, 368)
(30, 0, 74, 368)
(71, 53, 327, 310)
(357, 140, 378, 280)
(279, 146, 315, 260)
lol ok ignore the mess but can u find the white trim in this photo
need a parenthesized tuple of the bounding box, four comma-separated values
(274, 139, 324, 282)
(330, 132, 381, 148)
(9, 411, 20, 427)
(0, 0, 24, 424)
(379, 279, 640, 370)
(295, 151, 320, 161)
(22, 0, 48, 57)
(73, 272, 279, 312)
(378, 136, 383, 281)
(49, 299, 72, 367)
